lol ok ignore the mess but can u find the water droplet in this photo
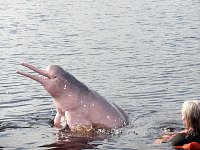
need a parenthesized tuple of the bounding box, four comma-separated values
(64, 85, 67, 89)
(107, 115, 110, 119)
(123, 121, 127, 126)
(69, 94, 71, 97)
(81, 101, 83, 103)
(84, 105, 86, 107)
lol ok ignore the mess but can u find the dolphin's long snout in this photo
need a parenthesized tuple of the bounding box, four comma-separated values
(16, 63, 51, 83)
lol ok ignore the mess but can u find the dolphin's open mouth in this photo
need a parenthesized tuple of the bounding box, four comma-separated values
(16, 63, 51, 84)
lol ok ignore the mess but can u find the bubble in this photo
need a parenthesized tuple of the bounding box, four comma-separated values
(64, 85, 67, 89)
(107, 115, 110, 119)
(96, 128, 107, 134)
(111, 128, 123, 135)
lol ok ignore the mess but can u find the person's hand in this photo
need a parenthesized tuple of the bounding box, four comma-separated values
(153, 133, 177, 144)
(179, 129, 188, 133)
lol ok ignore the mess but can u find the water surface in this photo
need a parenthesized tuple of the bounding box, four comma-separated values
(0, 0, 200, 149)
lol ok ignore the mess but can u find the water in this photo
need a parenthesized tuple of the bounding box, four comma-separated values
(0, 0, 199, 149)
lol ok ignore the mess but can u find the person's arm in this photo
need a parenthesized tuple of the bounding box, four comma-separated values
(153, 132, 177, 144)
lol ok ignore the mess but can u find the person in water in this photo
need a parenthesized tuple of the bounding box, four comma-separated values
(154, 100, 200, 146)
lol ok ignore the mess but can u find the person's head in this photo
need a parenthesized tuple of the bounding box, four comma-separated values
(181, 100, 200, 134)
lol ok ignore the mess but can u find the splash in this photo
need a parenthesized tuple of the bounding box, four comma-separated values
(57, 121, 124, 137)
(60, 116, 67, 127)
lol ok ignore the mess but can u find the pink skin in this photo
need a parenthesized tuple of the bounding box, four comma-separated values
(17, 63, 128, 131)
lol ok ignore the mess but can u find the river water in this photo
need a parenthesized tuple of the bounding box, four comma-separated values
(0, 0, 200, 149)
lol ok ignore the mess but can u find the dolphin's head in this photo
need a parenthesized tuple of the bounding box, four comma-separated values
(17, 63, 68, 97)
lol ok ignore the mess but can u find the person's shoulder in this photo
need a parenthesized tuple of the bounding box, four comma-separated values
(169, 132, 187, 146)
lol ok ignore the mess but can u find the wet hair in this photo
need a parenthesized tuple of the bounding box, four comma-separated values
(181, 100, 200, 136)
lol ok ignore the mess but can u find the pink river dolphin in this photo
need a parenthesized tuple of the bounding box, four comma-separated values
(17, 63, 128, 132)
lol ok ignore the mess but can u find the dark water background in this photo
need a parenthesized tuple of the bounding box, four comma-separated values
(0, 0, 200, 149)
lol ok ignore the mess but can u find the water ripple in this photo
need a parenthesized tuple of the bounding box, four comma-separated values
(0, 0, 200, 149)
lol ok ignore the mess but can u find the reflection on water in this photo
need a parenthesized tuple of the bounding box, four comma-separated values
(41, 131, 106, 150)
(41, 139, 100, 150)
(0, 0, 200, 149)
